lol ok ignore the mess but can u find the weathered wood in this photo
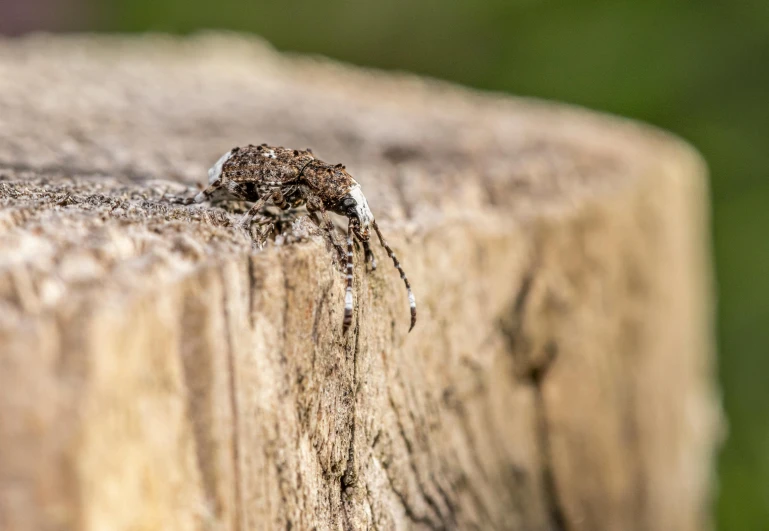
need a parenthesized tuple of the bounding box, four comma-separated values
(0, 34, 722, 531)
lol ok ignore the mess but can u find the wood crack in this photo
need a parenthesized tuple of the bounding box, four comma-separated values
(341, 308, 362, 530)
(387, 393, 447, 530)
(222, 268, 244, 531)
(381, 459, 441, 531)
(529, 343, 568, 531)
(499, 261, 570, 530)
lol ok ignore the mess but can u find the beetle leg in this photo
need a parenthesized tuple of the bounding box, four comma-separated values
(193, 183, 221, 204)
(238, 195, 270, 229)
(272, 189, 290, 210)
(306, 195, 346, 266)
(361, 239, 377, 271)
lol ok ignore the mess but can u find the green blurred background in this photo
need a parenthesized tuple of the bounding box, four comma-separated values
(3, 0, 766, 528)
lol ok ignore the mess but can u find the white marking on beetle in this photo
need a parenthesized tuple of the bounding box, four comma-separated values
(348, 182, 374, 234)
(208, 150, 233, 184)
(408, 290, 416, 308)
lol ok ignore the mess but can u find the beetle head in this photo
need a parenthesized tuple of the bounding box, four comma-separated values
(337, 183, 374, 239)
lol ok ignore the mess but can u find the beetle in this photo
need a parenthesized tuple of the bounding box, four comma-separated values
(190, 143, 416, 333)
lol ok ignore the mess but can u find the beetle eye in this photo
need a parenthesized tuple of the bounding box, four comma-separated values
(341, 197, 357, 209)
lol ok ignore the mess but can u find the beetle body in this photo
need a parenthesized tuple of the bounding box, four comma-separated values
(194, 144, 415, 333)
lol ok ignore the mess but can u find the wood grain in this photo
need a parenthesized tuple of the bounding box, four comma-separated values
(0, 33, 722, 531)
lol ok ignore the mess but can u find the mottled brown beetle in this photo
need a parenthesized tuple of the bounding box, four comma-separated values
(192, 144, 416, 333)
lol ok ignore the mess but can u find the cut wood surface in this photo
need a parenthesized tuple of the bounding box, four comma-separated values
(0, 34, 722, 531)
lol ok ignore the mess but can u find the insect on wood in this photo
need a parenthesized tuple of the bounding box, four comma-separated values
(188, 144, 416, 333)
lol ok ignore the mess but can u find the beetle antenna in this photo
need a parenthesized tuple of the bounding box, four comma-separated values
(372, 220, 416, 331)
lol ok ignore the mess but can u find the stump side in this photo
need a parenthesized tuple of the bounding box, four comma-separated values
(0, 34, 720, 531)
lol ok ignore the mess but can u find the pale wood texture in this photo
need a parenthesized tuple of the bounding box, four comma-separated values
(0, 34, 722, 531)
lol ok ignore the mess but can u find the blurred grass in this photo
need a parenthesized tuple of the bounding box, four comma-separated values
(97, 1, 768, 528)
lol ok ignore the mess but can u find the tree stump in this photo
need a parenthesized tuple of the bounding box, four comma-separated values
(0, 34, 722, 531)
